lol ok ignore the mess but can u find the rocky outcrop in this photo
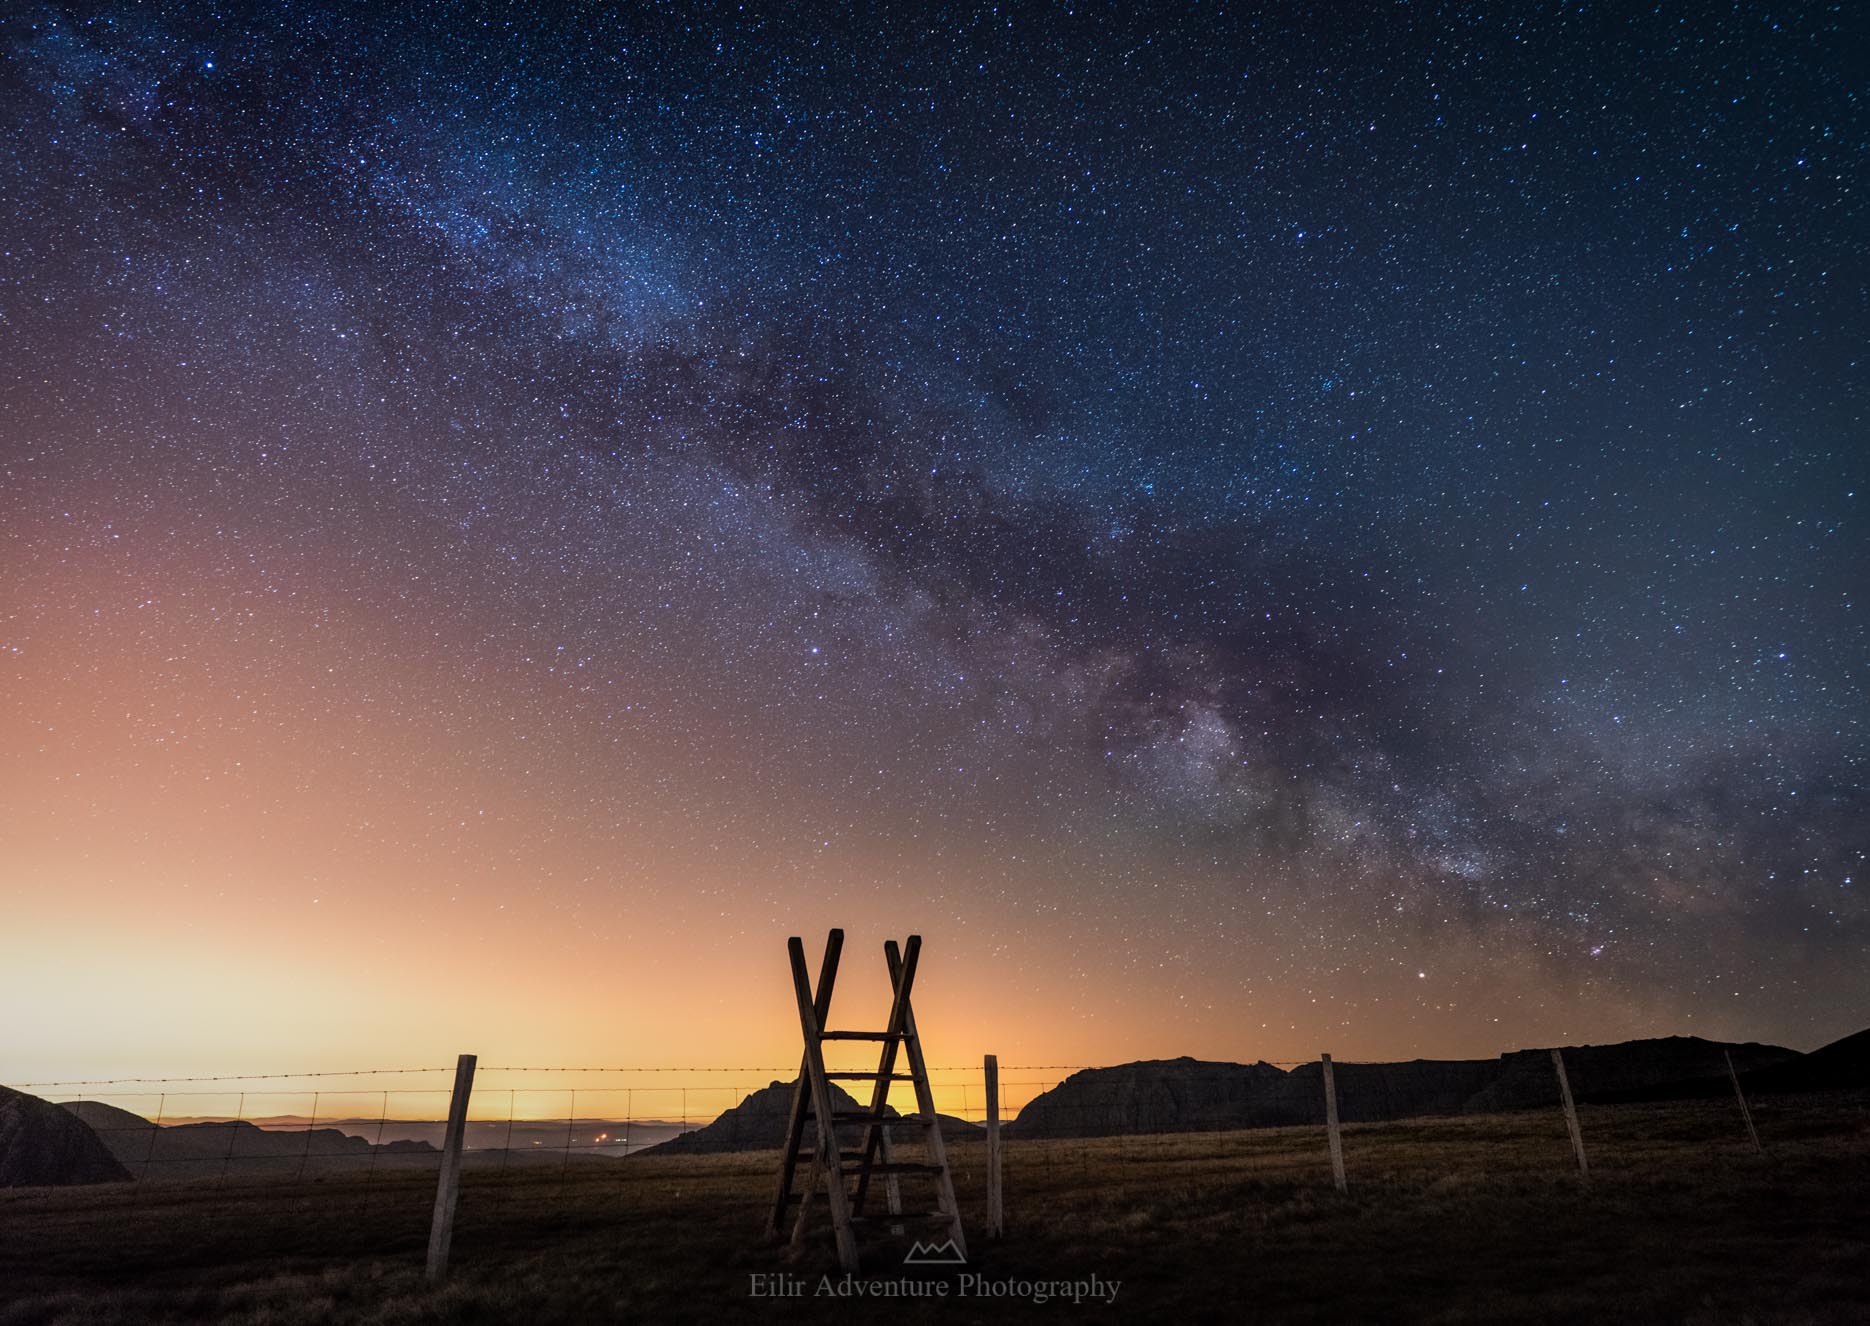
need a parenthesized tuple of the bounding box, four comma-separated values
(1, 1086, 132, 1187)
(1007, 1058, 1298, 1137)
(643, 1079, 860, 1155)
(641, 1078, 978, 1155)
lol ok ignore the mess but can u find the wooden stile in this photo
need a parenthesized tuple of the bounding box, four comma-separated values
(769, 930, 965, 1273)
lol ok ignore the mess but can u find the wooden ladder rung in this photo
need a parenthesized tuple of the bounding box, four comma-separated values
(819, 1030, 902, 1041)
(797, 1149, 866, 1163)
(825, 1071, 913, 1081)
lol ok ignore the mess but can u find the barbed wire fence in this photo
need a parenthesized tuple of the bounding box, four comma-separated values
(18, 1040, 1847, 1282)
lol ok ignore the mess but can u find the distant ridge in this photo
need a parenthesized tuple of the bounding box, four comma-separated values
(1007, 1035, 1819, 1139)
(58, 1100, 438, 1179)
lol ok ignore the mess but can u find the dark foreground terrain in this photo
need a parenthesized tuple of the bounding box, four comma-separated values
(1, 1093, 1865, 1324)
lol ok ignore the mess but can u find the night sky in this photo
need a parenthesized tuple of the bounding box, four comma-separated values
(2, 3, 1864, 1079)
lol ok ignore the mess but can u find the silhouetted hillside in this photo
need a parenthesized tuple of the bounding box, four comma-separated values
(1007, 1036, 1810, 1139)
(1008, 1058, 1300, 1137)
(1742, 1027, 1870, 1093)
(1, 1087, 130, 1187)
(1590, 1028, 1870, 1103)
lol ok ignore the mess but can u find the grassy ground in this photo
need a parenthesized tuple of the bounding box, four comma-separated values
(2, 1093, 1866, 1324)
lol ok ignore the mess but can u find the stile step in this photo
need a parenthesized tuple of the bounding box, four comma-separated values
(825, 1072, 914, 1081)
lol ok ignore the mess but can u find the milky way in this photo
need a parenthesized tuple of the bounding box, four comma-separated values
(1, 3, 1864, 1070)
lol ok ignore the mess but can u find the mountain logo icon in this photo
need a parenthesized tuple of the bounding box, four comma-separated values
(903, 1237, 965, 1265)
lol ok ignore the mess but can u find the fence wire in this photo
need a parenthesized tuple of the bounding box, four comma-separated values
(19, 1042, 1855, 1274)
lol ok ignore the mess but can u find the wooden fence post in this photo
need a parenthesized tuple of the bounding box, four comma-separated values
(1321, 1053, 1347, 1193)
(1725, 1050, 1763, 1153)
(1550, 1048, 1588, 1179)
(984, 1053, 1004, 1237)
(426, 1053, 477, 1284)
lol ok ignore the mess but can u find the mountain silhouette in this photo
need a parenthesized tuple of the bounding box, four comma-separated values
(1007, 1036, 1812, 1138)
(1582, 1027, 1870, 1103)
(1, 1087, 130, 1187)
(640, 1078, 979, 1155)
(1759, 1025, 1870, 1091)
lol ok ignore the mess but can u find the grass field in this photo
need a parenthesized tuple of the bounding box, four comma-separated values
(3, 1093, 1866, 1324)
